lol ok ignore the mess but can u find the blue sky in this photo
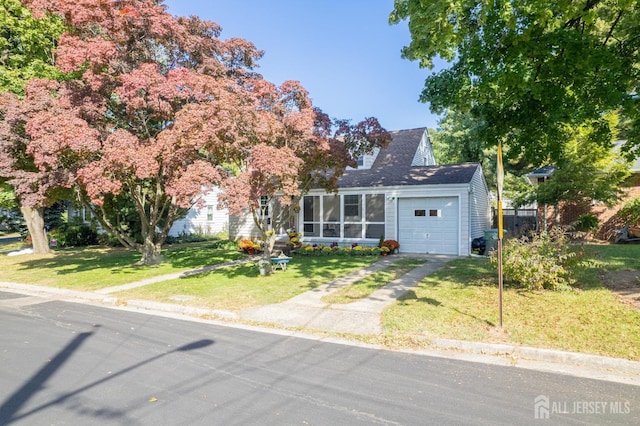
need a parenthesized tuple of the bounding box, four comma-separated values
(163, 0, 443, 131)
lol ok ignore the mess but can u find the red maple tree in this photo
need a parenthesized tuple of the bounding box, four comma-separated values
(10, 0, 390, 265)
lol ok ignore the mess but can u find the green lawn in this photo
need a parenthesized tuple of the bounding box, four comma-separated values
(0, 242, 244, 291)
(382, 244, 640, 360)
(1, 239, 638, 360)
(115, 256, 379, 311)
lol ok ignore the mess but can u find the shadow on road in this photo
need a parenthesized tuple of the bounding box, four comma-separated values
(0, 326, 214, 425)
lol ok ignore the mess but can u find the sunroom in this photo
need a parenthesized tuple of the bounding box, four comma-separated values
(300, 192, 387, 244)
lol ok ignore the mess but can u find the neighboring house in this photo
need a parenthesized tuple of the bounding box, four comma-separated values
(169, 187, 228, 237)
(525, 142, 640, 240)
(590, 150, 640, 240)
(228, 127, 491, 256)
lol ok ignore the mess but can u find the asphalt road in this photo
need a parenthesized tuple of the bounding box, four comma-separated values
(0, 291, 638, 425)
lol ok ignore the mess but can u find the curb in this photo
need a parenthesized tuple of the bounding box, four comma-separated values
(430, 338, 640, 376)
(2, 280, 640, 385)
(125, 298, 238, 320)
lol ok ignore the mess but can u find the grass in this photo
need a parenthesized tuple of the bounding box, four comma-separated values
(382, 244, 640, 360)
(321, 258, 426, 304)
(114, 256, 379, 311)
(0, 241, 244, 291)
(1, 238, 639, 360)
(579, 244, 640, 272)
(0, 233, 24, 253)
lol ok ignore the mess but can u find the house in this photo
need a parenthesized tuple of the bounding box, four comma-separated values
(525, 141, 640, 240)
(169, 187, 229, 237)
(197, 127, 491, 256)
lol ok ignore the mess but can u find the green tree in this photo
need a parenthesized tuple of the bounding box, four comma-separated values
(512, 116, 631, 209)
(430, 109, 536, 195)
(0, 0, 65, 253)
(390, 0, 640, 164)
(0, 0, 64, 95)
(430, 109, 487, 165)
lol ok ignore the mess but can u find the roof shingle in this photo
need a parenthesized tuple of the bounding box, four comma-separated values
(335, 128, 480, 188)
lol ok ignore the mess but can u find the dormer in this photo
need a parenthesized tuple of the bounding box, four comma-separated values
(411, 130, 436, 166)
(349, 147, 381, 170)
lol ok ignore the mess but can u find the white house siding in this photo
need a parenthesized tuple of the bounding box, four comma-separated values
(410, 131, 436, 167)
(468, 166, 492, 240)
(169, 189, 228, 237)
(228, 213, 260, 240)
(384, 193, 398, 243)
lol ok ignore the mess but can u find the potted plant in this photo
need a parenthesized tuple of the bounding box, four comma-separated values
(256, 258, 271, 275)
(381, 239, 400, 254)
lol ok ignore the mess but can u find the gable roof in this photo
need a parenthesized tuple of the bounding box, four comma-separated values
(336, 128, 480, 189)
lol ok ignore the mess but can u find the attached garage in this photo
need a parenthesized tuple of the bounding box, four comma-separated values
(398, 197, 459, 255)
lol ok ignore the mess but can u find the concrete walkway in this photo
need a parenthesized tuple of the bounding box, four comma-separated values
(240, 254, 454, 334)
(95, 258, 252, 294)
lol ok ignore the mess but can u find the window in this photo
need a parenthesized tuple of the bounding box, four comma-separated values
(429, 209, 440, 217)
(344, 224, 363, 238)
(365, 194, 385, 238)
(357, 155, 364, 168)
(344, 195, 362, 220)
(366, 224, 385, 239)
(323, 195, 340, 237)
(415, 210, 426, 217)
(207, 205, 214, 221)
(302, 193, 385, 240)
(303, 196, 320, 236)
(366, 194, 384, 221)
(323, 195, 340, 222)
(260, 196, 269, 216)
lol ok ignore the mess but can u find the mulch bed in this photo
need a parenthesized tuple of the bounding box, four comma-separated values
(600, 270, 640, 310)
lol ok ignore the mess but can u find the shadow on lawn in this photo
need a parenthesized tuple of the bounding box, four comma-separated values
(10, 247, 139, 274)
(184, 255, 378, 289)
(400, 290, 495, 327)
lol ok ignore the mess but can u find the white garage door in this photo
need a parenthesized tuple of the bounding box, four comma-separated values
(398, 197, 459, 255)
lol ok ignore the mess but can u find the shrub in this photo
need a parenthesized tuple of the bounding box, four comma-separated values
(48, 228, 66, 247)
(490, 228, 577, 291)
(619, 197, 640, 225)
(63, 225, 99, 247)
(571, 214, 599, 233)
(165, 232, 211, 244)
(237, 239, 260, 252)
(98, 232, 122, 247)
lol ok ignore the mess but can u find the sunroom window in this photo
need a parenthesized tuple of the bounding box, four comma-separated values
(302, 194, 385, 239)
(322, 195, 340, 237)
(303, 196, 320, 236)
(365, 194, 385, 238)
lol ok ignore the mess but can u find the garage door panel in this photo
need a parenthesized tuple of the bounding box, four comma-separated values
(398, 197, 458, 254)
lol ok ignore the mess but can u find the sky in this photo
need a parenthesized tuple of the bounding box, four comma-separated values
(162, 0, 443, 131)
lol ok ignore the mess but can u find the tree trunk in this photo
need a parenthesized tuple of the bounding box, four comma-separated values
(138, 236, 162, 266)
(19, 205, 50, 254)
